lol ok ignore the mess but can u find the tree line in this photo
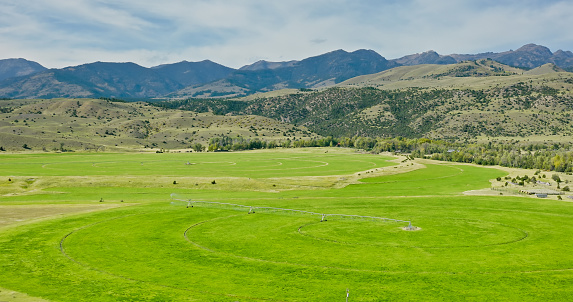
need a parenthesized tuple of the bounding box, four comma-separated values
(200, 135, 572, 173)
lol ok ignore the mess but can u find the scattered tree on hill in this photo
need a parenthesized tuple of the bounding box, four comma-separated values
(192, 143, 204, 152)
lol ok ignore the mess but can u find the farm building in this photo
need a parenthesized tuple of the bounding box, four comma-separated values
(520, 188, 562, 196)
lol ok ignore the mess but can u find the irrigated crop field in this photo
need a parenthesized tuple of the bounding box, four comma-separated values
(1, 148, 573, 301)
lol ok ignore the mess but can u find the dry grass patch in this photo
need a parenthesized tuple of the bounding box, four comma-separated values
(0, 287, 49, 302)
(0, 204, 126, 230)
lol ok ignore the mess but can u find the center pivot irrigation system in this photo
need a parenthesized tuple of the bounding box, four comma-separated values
(170, 193, 417, 230)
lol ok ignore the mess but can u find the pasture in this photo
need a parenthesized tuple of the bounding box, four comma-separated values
(1, 148, 573, 301)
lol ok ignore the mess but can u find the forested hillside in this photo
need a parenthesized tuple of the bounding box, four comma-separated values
(155, 78, 573, 140)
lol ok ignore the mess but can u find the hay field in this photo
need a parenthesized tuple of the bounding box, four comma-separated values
(1, 148, 573, 301)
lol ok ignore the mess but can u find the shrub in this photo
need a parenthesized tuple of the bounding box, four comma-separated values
(192, 143, 204, 152)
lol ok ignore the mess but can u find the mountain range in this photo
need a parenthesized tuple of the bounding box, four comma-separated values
(0, 44, 572, 99)
(156, 59, 573, 140)
(2, 57, 573, 149)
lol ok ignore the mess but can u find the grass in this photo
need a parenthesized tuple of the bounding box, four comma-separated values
(1, 148, 573, 301)
(0, 149, 393, 178)
(338, 62, 573, 92)
(0, 98, 317, 151)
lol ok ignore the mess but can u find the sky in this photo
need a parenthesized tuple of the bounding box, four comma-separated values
(1, 0, 572, 69)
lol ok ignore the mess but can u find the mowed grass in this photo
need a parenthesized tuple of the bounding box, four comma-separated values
(2, 149, 573, 301)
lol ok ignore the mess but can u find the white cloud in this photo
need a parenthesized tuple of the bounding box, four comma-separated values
(0, 0, 572, 68)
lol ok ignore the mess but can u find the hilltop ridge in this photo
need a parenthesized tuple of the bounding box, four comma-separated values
(0, 44, 572, 99)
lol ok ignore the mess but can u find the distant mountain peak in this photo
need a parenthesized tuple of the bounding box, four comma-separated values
(328, 49, 349, 54)
(554, 50, 573, 58)
(446, 43, 573, 69)
(351, 49, 378, 55)
(0, 58, 47, 82)
(239, 60, 298, 71)
(393, 50, 456, 66)
(515, 43, 553, 56)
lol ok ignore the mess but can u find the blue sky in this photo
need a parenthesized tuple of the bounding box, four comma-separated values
(1, 0, 572, 68)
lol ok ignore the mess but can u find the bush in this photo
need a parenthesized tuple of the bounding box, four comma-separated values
(192, 143, 204, 152)
(563, 186, 570, 192)
(552, 174, 561, 183)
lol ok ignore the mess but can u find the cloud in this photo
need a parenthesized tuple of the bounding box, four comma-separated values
(0, 0, 572, 68)
(311, 39, 328, 45)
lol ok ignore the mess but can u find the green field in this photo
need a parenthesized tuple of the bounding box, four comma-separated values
(1, 148, 573, 301)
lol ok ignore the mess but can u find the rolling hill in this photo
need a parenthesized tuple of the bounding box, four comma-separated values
(1, 47, 573, 149)
(0, 98, 317, 151)
(158, 60, 573, 140)
(1, 60, 572, 152)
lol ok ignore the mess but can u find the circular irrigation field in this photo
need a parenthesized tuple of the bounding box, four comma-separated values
(2, 152, 573, 301)
(27, 195, 573, 301)
(0, 151, 395, 177)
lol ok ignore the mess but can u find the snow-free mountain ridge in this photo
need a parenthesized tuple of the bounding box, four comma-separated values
(0, 44, 572, 99)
